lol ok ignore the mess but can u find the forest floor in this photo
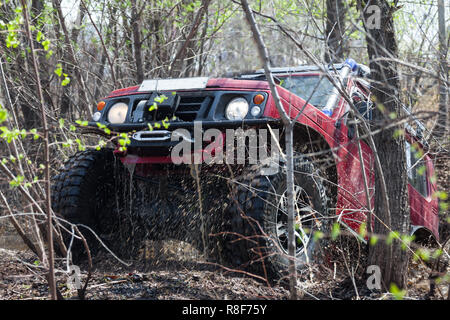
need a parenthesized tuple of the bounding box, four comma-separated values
(0, 238, 448, 300)
(0, 144, 448, 300)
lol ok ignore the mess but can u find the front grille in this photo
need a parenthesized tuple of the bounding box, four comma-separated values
(175, 95, 212, 121)
(129, 94, 212, 123)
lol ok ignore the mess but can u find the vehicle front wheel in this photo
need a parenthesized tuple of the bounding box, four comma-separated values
(51, 149, 146, 262)
(223, 153, 330, 281)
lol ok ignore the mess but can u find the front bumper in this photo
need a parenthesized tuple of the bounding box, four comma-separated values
(90, 118, 282, 157)
(87, 118, 280, 132)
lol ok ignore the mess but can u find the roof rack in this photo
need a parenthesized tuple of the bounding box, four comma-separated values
(236, 63, 371, 80)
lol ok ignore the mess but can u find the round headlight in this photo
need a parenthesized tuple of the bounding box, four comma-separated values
(225, 97, 249, 120)
(107, 102, 128, 124)
(92, 111, 101, 122)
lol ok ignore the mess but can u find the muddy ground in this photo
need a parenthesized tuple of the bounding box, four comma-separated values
(0, 238, 448, 300)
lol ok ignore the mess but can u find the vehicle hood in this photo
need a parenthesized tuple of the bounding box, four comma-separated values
(106, 78, 270, 98)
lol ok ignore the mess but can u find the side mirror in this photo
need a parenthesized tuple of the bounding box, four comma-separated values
(334, 109, 356, 139)
(356, 101, 373, 120)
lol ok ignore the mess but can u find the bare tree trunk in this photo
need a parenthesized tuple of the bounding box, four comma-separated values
(54, 0, 86, 118)
(80, 0, 116, 87)
(131, 0, 144, 83)
(434, 0, 448, 138)
(324, 0, 346, 63)
(52, 0, 91, 115)
(170, 0, 210, 77)
(121, 5, 134, 78)
(360, 0, 410, 290)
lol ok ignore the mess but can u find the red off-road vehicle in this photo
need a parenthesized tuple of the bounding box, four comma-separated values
(52, 59, 439, 279)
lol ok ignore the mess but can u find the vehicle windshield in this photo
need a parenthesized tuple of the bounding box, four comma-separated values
(279, 75, 335, 108)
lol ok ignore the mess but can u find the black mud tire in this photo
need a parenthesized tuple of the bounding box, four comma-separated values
(222, 153, 330, 281)
(51, 149, 144, 263)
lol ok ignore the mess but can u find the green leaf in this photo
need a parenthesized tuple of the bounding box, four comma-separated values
(393, 129, 404, 139)
(414, 248, 430, 261)
(41, 39, 50, 51)
(62, 139, 73, 148)
(369, 235, 378, 246)
(54, 64, 62, 77)
(61, 76, 70, 87)
(386, 231, 400, 245)
(313, 230, 324, 242)
(359, 223, 367, 238)
(331, 223, 340, 241)
(377, 104, 385, 113)
(432, 249, 442, 259)
(0, 108, 8, 123)
(36, 30, 42, 42)
(162, 117, 170, 129)
(430, 174, 437, 184)
(6, 32, 19, 48)
(417, 165, 426, 176)
(433, 191, 447, 201)
(75, 120, 88, 126)
(390, 283, 406, 300)
(9, 175, 24, 188)
(75, 138, 85, 151)
(400, 234, 415, 250)
(154, 94, 168, 103)
(45, 50, 53, 59)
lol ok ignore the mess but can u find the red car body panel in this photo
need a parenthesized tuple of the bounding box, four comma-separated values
(405, 134, 440, 239)
(265, 85, 374, 233)
(108, 76, 439, 241)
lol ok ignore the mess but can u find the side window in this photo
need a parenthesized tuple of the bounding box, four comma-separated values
(405, 141, 428, 197)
